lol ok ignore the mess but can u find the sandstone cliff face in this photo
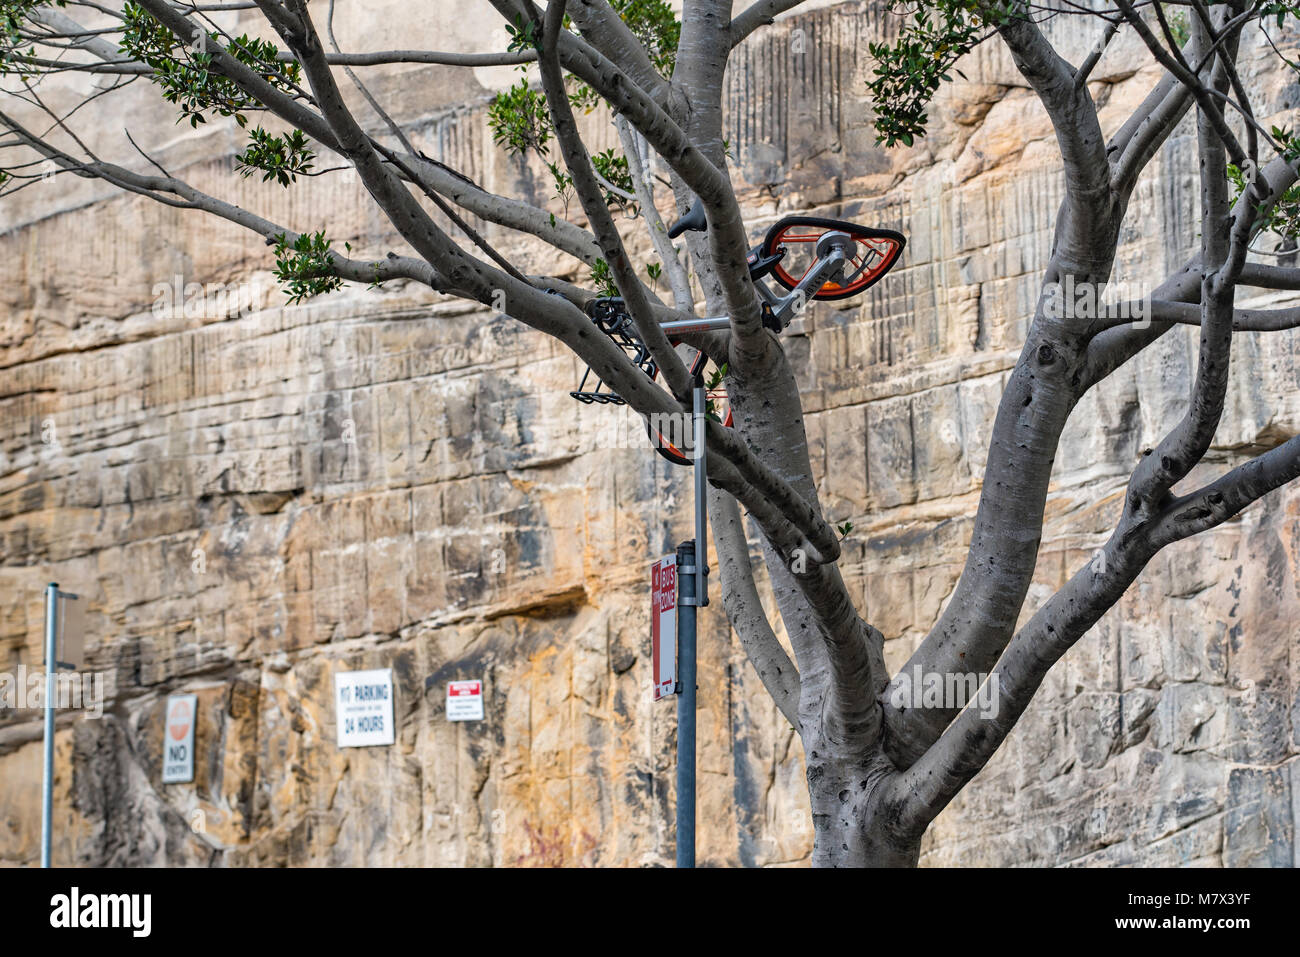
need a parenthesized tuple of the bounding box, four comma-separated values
(1, 2, 1297, 867)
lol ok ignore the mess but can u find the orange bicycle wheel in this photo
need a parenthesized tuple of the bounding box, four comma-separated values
(761, 216, 905, 301)
(647, 347, 732, 468)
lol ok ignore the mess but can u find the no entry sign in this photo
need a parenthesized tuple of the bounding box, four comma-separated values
(447, 680, 484, 721)
(651, 554, 677, 700)
(162, 693, 196, 783)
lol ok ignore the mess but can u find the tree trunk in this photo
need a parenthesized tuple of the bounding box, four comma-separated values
(804, 742, 921, 867)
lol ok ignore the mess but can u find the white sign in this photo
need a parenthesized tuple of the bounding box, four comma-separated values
(651, 555, 677, 700)
(334, 668, 395, 747)
(162, 694, 197, 784)
(447, 680, 484, 721)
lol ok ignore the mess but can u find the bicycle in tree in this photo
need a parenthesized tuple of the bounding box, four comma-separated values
(570, 199, 904, 463)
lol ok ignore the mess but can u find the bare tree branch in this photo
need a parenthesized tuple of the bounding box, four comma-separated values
(292, 49, 537, 67)
(892, 430, 1300, 834)
(1241, 263, 1300, 290)
(564, 0, 671, 101)
(1094, 299, 1300, 332)
(730, 0, 809, 47)
(616, 116, 694, 312)
(1113, 0, 1246, 165)
(1084, 154, 1300, 390)
(534, 0, 693, 399)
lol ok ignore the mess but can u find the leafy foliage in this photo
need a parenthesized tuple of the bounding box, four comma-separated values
(273, 231, 343, 304)
(591, 147, 636, 210)
(487, 3, 677, 217)
(0, 0, 64, 74)
(589, 258, 619, 298)
(867, 0, 1016, 147)
(1228, 128, 1300, 246)
(236, 127, 315, 185)
(120, 2, 301, 128)
(1162, 6, 1190, 48)
(504, 14, 541, 53)
(703, 360, 729, 419)
(491, 14, 553, 156)
(487, 75, 552, 155)
(568, 0, 680, 112)
(546, 160, 574, 211)
(1260, 0, 1300, 28)
(613, 0, 680, 78)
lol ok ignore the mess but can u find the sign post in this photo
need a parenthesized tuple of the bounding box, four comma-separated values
(674, 539, 697, 868)
(647, 377, 710, 867)
(41, 583, 56, 868)
(41, 583, 85, 867)
(674, 378, 710, 868)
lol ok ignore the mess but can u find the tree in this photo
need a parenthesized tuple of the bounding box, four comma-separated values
(2, 0, 1298, 867)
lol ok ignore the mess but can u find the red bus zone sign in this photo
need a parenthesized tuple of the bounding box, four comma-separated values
(651, 555, 678, 700)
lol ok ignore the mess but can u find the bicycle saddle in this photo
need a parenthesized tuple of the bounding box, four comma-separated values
(666, 198, 707, 238)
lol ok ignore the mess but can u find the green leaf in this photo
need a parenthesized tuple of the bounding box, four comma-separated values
(235, 125, 315, 186)
(865, 0, 1015, 147)
(589, 258, 619, 298)
(118, 3, 298, 127)
(273, 230, 344, 304)
(487, 77, 552, 157)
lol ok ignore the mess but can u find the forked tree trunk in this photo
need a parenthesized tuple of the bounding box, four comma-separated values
(803, 738, 922, 866)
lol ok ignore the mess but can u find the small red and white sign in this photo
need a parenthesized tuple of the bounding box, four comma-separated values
(447, 680, 484, 721)
(162, 693, 196, 783)
(651, 555, 677, 700)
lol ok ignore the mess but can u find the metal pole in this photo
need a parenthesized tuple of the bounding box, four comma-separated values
(674, 379, 709, 869)
(674, 540, 696, 869)
(693, 381, 708, 608)
(41, 582, 58, 869)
